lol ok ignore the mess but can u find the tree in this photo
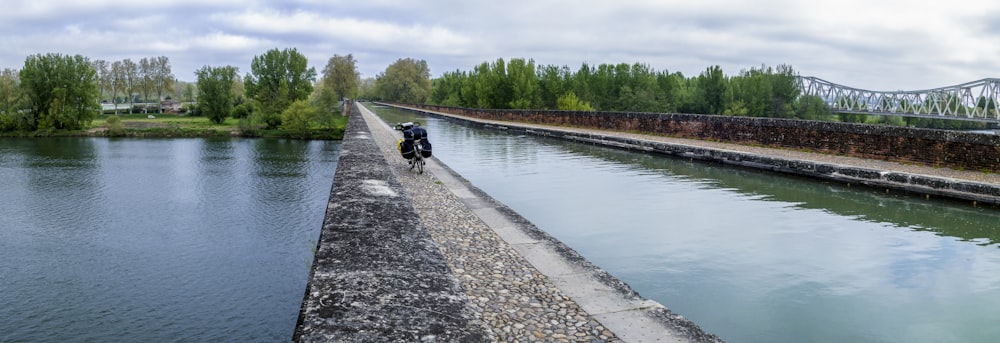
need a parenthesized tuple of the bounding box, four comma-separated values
(0, 68, 23, 130)
(122, 58, 139, 113)
(244, 47, 317, 120)
(152, 56, 174, 107)
(696, 65, 728, 114)
(556, 91, 594, 111)
(110, 60, 125, 114)
(537, 65, 571, 109)
(322, 54, 359, 104)
(507, 58, 538, 109)
(281, 99, 317, 137)
(196, 65, 238, 124)
(375, 58, 432, 103)
(19, 53, 100, 130)
(358, 77, 377, 100)
(428, 70, 466, 107)
(92, 60, 109, 102)
(139, 57, 154, 104)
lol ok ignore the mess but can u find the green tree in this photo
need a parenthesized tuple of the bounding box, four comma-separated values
(507, 58, 538, 109)
(769, 64, 800, 117)
(19, 53, 100, 130)
(429, 70, 466, 107)
(556, 91, 594, 111)
(358, 77, 377, 100)
(195, 65, 238, 124)
(794, 95, 832, 120)
(281, 99, 317, 137)
(696, 65, 728, 114)
(322, 54, 359, 104)
(0, 68, 23, 130)
(375, 58, 432, 103)
(244, 47, 317, 121)
(538, 65, 571, 109)
(105, 114, 126, 137)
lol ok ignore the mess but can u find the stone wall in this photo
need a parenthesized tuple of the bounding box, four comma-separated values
(406, 104, 1000, 173)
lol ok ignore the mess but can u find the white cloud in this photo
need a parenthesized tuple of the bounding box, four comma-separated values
(1, 0, 1000, 88)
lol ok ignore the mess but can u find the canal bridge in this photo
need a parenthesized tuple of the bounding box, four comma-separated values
(797, 76, 1000, 122)
(296, 101, 1000, 342)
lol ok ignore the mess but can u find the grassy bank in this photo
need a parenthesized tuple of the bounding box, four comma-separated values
(1, 114, 347, 139)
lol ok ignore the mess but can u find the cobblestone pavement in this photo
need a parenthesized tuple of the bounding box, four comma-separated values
(360, 109, 627, 342)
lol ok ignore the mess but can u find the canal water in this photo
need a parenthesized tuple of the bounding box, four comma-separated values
(0, 137, 338, 342)
(369, 104, 1000, 343)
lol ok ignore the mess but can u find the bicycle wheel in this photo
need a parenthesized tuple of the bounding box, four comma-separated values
(416, 155, 424, 174)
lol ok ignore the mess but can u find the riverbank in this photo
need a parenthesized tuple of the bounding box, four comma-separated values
(0, 114, 347, 139)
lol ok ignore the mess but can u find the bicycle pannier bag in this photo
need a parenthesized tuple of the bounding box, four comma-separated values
(399, 140, 415, 159)
(420, 140, 432, 158)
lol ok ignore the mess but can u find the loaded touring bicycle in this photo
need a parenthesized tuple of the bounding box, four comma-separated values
(395, 122, 432, 173)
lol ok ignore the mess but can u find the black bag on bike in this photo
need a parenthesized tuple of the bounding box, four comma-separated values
(419, 140, 432, 158)
(409, 127, 427, 140)
(399, 140, 415, 159)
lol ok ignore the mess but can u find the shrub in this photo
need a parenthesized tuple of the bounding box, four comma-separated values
(105, 115, 126, 137)
(281, 100, 317, 138)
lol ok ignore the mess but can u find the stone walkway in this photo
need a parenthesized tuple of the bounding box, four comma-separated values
(358, 105, 723, 342)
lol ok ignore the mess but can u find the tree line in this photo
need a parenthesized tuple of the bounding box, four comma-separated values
(1, 51, 988, 134)
(421, 58, 825, 119)
(367, 57, 987, 130)
(182, 49, 362, 138)
(94, 56, 175, 114)
(0, 49, 362, 136)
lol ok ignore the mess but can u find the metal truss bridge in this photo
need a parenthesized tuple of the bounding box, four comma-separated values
(796, 76, 1000, 122)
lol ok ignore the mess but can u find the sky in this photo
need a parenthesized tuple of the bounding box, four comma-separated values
(2, 0, 999, 91)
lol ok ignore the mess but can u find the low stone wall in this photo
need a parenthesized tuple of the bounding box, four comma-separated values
(404, 104, 1000, 173)
(293, 103, 488, 341)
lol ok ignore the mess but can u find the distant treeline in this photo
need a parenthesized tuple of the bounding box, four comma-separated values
(421, 58, 987, 130)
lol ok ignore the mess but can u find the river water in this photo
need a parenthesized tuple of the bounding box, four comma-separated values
(0, 137, 339, 342)
(370, 104, 1000, 343)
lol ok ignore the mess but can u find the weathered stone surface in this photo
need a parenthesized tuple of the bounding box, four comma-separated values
(294, 103, 489, 342)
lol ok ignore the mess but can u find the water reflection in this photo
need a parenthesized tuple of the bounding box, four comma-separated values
(0, 137, 338, 342)
(562, 141, 1000, 247)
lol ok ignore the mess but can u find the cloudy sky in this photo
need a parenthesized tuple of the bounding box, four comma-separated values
(2, 0, 999, 91)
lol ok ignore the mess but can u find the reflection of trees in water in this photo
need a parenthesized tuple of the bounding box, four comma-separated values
(252, 139, 312, 203)
(557, 140, 1000, 246)
(20, 138, 104, 233)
